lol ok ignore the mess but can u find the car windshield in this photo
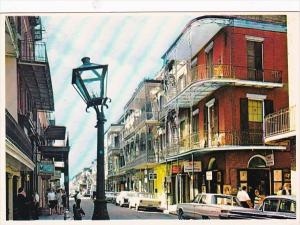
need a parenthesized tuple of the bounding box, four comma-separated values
(138, 193, 153, 198)
(213, 195, 241, 206)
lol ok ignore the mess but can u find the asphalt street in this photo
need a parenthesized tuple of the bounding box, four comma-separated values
(69, 197, 177, 220)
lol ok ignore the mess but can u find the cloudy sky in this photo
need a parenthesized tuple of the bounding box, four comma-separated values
(42, 13, 197, 179)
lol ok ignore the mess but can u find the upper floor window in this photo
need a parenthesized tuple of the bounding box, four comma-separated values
(247, 38, 263, 81)
(248, 100, 263, 122)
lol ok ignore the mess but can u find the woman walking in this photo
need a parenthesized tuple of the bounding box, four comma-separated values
(73, 199, 85, 220)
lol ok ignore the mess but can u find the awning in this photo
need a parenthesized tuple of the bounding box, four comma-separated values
(165, 145, 286, 162)
(40, 146, 69, 161)
(162, 16, 286, 62)
(44, 126, 66, 140)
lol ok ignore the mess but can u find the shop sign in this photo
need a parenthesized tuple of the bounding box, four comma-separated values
(172, 165, 181, 174)
(38, 161, 54, 176)
(266, 153, 274, 167)
(184, 161, 202, 172)
(149, 173, 157, 180)
(206, 171, 213, 180)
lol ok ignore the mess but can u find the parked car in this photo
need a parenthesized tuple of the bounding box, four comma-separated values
(116, 191, 136, 207)
(129, 192, 161, 211)
(105, 192, 119, 203)
(219, 195, 296, 219)
(177, 193, 243, 219)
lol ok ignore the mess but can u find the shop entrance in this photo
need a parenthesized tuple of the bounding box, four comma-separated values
(247, 169, 270, 196)
(247, 155, 270, 196)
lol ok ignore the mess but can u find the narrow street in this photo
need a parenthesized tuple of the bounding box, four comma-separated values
(67, 198, 177, 220)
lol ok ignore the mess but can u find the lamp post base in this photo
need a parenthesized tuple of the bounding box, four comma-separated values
(92, 199, 110, 220)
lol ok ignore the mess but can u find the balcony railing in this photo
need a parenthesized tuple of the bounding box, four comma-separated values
(19, 40, 48, 63)
(265, 106, 296, 138)
(166, 64, 282, 100)
(6, 110, 33, 160)
(164, 130, 264, 157)
(124, 152, 156, 169)
(123, 111, 159, 137)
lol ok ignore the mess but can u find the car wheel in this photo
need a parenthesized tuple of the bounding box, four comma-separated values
(202, 215, 209, 220)
(178, 209, 184, 220)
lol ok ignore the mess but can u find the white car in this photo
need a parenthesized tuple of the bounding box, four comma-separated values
(116, 191, 136, 207)
(129, 192, 161, 211)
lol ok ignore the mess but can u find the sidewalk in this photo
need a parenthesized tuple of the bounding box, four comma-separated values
(39, 208, 73, 220)
(163, 204, 177, 215)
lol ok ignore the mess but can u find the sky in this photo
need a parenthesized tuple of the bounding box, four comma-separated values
(42, 13, 196, 179)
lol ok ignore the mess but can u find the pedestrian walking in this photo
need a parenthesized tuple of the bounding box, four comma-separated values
(73, 199, 85, 220)
(254, 189, 262, 209)
(237, 186, 253, 208)
(31, 191, 40, 219)
(56, 189, 63, 215)
(47, 189, 56, 215)
(15, 187, 30, 220)
(61, 189, 67, 211)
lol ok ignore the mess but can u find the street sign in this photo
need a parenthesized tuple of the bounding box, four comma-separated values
(206, 171, 213, 180)
(184, 161, 202, 172)
(149, 173, 157, 180)
(266, 153, 274, 167)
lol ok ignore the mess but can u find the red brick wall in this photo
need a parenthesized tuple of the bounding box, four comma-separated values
(197, 86, 288, 135)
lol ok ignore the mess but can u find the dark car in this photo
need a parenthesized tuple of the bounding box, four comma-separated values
(220, 195, 296, 219)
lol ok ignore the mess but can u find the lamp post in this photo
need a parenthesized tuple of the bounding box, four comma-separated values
(72, 57, 110, 220)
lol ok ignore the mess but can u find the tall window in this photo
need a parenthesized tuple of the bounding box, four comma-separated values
(248, 100, 263, 122)
(247, 41, 263, 81)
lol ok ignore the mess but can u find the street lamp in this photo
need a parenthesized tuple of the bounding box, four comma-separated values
(72, 57, 110, 220)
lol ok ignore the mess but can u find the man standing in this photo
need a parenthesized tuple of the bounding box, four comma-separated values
(237, 186, 253, 208)
(15, 187, 30, 220)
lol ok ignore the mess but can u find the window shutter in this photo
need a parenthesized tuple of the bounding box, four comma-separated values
(213, 99, 219, 134)
(264, 100, 274, 116)
(240, 98, 249, 131)
(204, 105, 208, 145)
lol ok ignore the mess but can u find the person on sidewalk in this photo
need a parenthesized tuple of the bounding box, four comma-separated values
(253, 189, 262, 209)
(73, 199, 85, 220)
(56, 189, 63, 215)
(61, 189, 67, 213)
(31, 191, 40, 219)
(15, 187, 30, 220)
(47, 189, 56, 215)
(237, 186, 253, 208)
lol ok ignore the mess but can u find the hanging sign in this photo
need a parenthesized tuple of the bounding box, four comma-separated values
(184, 161, 202, 172)
(172, 165, 181, 174)
(266, 153, 274, 167)
(38, 161, 54, 176)
(149, 173, 157, 180)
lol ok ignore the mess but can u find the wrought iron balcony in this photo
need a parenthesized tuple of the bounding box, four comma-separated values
(163, 129, 264, 158)
(164, 63, 283, 108)
(19, 40, 48, 64)
(123, 152, 156, 169)
(123, 111, 160, 138)
(107, 143, 121, 156)
(265, 106, 296, 141)
(6, 110, 33, 160)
